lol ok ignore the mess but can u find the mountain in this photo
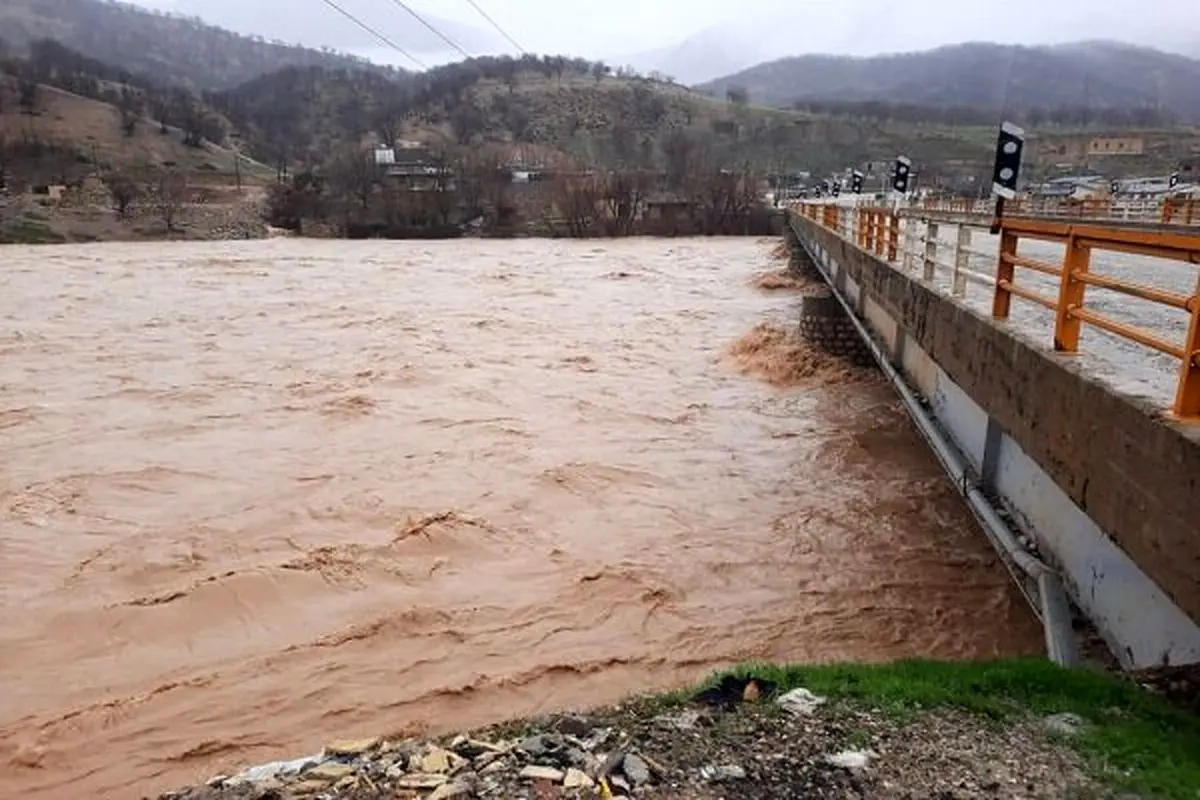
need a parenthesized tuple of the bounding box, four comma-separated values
(168, 0, 499, 57)
(0, 0, 403, 90)
(699, 41, 1200, 122)
(623, 30, 757, 86)
(631, 0, 1200, 83)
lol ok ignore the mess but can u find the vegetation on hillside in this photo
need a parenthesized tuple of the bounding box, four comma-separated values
(205, 54, 845, 175)
(701, 41, 1200, 123)
(0, 0, 400, 90)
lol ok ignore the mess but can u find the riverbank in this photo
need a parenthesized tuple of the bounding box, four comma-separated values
(0, 192, 270, 244)
(161, 659, 1200, 800)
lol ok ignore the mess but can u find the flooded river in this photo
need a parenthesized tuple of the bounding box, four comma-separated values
(0, 237, 1041, 798)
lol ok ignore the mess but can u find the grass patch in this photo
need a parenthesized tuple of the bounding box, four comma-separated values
(695, 658, 1200, 799)
(0, 215, 67, 244)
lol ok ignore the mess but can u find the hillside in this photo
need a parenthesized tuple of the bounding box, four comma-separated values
(0, 79, 267, 173)
(700, 41, 1200, 123)
(0, 0, 402, 90)
(206, 55, 893, 176)
(0, 67, 276, 244)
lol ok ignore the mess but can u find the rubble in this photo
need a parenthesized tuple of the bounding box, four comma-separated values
(156, 678, 1102, 800)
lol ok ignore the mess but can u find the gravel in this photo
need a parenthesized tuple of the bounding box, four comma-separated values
(156, 684, 1107, 800)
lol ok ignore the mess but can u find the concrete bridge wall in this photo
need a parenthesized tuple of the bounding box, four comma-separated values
(788, 214, 1200, 668)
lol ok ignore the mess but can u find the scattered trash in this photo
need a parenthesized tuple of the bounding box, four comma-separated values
(228, 753, 320, 784)
(776, 687, 827, 716)
(826, 749, 872, 770)
(700, 764, 748, 781)
(1043, 712, 1088, 737)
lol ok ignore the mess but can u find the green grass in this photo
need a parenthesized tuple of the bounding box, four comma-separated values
(690, 658, 1200, 799)
(0, 215, 67, 244)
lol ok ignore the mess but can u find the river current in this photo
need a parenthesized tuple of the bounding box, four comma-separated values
(0, 237, 1041, 797)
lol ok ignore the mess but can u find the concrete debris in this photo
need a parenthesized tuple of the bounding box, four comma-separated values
(324, 738, 379, 757)
(231, 754, 319, 783)
(825, 749, 872, 770)
(700, 764, 748, 781)
(563, 767, 594, 789)
(158, 701, 1101, 800)
(518, 764, 565, 782)
(776, 687, 827, 715)
(1043, 712, 1088, 736)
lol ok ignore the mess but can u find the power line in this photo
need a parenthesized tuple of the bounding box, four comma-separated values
(383, 0, 472, 60)
(461, 0, 526, 55)
(315, 0, 427, 69)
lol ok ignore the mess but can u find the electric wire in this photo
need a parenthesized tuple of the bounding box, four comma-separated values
(315, 0, 426, 69)
(383, 0, 472, 59)
(462, 0, 526, 55)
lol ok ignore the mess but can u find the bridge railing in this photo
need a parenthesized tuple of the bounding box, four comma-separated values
(912, 196, 1200, 227)
(794, 202, 1200, 420)
(795, 195, 1200, 228)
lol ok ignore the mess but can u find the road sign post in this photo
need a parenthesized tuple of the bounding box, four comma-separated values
(990, 121, 1025, 233)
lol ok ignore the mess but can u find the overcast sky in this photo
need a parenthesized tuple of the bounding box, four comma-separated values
(135, 0, 1198, 81)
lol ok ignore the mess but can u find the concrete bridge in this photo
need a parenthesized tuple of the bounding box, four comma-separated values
(785, 198, 1200, 670)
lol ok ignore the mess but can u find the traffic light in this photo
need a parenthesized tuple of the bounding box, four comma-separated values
(851, 170, 864, 194)
(892, 156, 912, 193)
(991, 121, 1025, 199)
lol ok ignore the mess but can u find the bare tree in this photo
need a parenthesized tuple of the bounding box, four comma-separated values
(609, 121, 638, 168)
(687, 162, 760, 235)
(117, 90, 142, 137)
(154, 168, 188, 231)
(448, 104, 487, 145)
(105, 173, 139, 217)
(662, 129, 698, 189)
(18, 81, 39, 116)
(327, 145, 377, 211)
(454, 148, 510, 223)
(726, 85, 749, 106)
(601, 170, 653, 236)
(374, 106, 406, 147)
(551, 173, 603, 237)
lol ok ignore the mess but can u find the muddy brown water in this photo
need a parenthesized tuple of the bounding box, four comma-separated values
(0, 238, 1042, 798)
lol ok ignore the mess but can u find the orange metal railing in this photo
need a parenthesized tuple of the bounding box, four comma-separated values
(908, 195, 1200, 228)
(1163, 197, 1200, 226)
(795, 202, 1200, 420)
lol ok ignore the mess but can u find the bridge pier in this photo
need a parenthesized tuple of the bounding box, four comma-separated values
(797, 290, 874, 367)
(783, 225, 823, 283)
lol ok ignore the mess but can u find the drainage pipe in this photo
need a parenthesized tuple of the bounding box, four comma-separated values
(791, 229, 1077, 666)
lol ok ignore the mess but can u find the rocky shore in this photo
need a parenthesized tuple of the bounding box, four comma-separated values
(153, 661, 1200, 800)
